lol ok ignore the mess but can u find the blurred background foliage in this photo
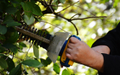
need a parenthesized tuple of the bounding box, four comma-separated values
(0, 0, 120, 75)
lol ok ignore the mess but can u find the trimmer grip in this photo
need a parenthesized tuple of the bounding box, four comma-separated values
(60, 35, 81, 67)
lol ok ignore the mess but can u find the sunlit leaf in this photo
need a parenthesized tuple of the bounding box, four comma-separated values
(113, 0, 119, 7)
(33, 45, 39, 59)
(24, 15, 35, 25)
(0, 58, 8, 69)
(62, 69, 71, 75)
(53, 63, 60, 74)
(22, 59, 43, 67)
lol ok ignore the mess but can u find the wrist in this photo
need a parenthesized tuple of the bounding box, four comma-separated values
(89, 50, 104, 72)
(80, 49, 104, 72)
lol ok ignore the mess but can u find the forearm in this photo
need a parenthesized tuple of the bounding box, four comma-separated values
(92, 45, 110, 54)
(66, 38, 110, 72)
(81, 49, 104, 72)
(80, 45, 110, 72)
(86, 45, 110, 72)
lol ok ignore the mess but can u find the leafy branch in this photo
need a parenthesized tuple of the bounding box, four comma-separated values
(40, 0, 107, 35)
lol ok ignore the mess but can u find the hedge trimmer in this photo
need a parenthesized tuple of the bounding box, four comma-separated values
(16, 25, 81, 67)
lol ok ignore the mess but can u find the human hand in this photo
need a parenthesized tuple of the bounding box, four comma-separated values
(66, 37, 93, 64)
(66, 37, 104, 72)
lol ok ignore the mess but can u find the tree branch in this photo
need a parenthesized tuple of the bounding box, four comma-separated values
(69, 21, 79, 35)
(71, 16, 107, 20)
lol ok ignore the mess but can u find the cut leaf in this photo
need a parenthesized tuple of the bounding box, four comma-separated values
(53, 63, 60, 74)
(0, 58, 8, 69)
(33, 45, 39, 59)
(22, 59, 43, 68)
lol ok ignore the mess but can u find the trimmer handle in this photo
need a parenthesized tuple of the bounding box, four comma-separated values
(59, 35, 81, 67)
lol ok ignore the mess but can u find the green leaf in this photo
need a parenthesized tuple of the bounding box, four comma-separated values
(9, 64, 22, 75)
(6, 6, 18, 14)
(33, 45, 39, 59)
(22, 59, 43, 67)
(24, 15, 35, 25)
(6, 21, 21, 27)
(31, 2, 43, 16)
(3, 16, 21, 27)
(21, 2, 32, 17)
(0, 58, 8, 69)
(21, 2, 43, 17)
(52, 0, 58, 10)
(3, 43, 18, 54)
(7, 31, 19, 43)
(59, 0, 65, 3)
(53, 63, 60, 74)
(19, 42, 26, 49)
(100, 0, 109, 3)
(0, 35, 5, 40)
(0, 45, 6, 53)
(62, 69, 71, 75)
(113, 0, 119, 7)
(41, 57, 52, 66)
(0, 25, 7, 35)
(3, 56, 15, 72)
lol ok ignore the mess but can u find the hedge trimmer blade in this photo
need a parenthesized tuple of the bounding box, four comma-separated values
(16, 25, 70, 63)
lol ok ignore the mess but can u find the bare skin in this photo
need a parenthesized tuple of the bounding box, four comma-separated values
(66, 37, 110, 72)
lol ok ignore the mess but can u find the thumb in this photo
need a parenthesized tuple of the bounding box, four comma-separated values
(69, 37, 79, 43)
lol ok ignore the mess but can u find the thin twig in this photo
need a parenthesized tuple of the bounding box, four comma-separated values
(54, 12, 79, 34)
(25, 44, 32, 57)
(69, 21, 79, 35)
(71, 13, 81, 19)
(41, 21, 67, 32)
(71, 16, 107, 20)
(49, 0, 53, 5)
(57, 1, 79, 13)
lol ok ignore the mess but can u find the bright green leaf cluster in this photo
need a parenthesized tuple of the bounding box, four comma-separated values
(53, 63, 60, 74)
(22, 59, 43, 68)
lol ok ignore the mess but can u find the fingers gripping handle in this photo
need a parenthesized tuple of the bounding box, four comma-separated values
(60, 35, 81, 67)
